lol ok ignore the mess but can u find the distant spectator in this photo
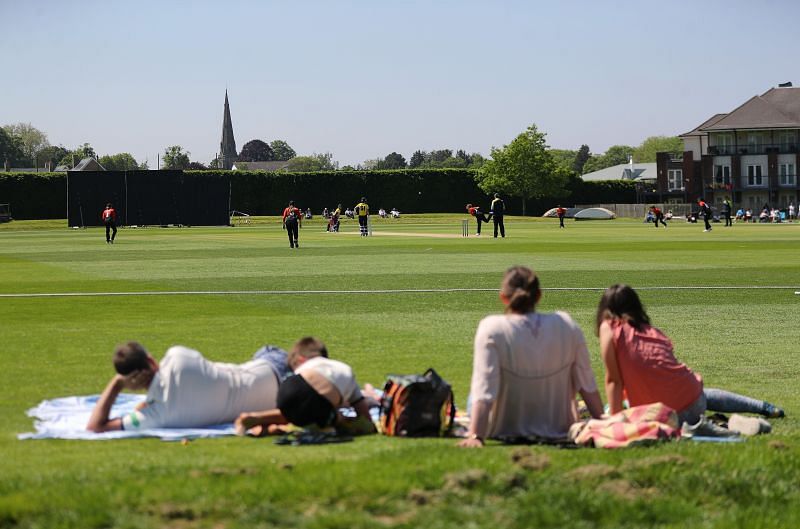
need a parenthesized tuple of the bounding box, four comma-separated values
(721, 198, 732, 227)
(378, 208, 387, 219)
(390, 208, 400, 219)
(665, 210, 674, 221)
(735, 208, 744, 221)
(344, 208, 355, 219)
(789, 202, 796, 221)
(759, 208, 769, 223)
(304, 208, 313, 220)
(322, 207, 330, 219)
(745, 208, 753, 222)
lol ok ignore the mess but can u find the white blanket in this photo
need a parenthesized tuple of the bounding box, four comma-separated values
(18, 394, 235, 441)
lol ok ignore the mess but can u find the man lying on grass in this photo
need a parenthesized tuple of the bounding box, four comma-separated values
(87, 341, 288, 432)
(235, 337, 376, 437)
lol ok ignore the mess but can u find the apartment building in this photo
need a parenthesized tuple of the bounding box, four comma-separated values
(655, 85, 799, 210)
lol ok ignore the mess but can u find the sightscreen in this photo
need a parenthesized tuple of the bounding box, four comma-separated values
(67, 170, 231, 227)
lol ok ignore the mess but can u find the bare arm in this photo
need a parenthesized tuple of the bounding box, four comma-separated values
(86, 376, 125, 432)
(599, 321, 625, 415)
(457, 399, 491, 448)
(579, 389, 604, 419)
(234, 409, 288, 436)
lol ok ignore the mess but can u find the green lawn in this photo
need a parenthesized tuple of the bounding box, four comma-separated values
(1, 215, 798, 529)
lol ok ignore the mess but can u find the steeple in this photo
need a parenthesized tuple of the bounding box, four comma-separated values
(220, 90, 237, 170)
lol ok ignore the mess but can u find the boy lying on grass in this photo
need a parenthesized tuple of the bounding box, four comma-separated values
(87, 342, 287, 432)
(235, 337, 377, 437)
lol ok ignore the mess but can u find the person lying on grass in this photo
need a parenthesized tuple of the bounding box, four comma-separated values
(235, 337, 377, 437)
(459, 266, 604, 447)
(87, 342, 287, 432)
(596, 284, 784, 430)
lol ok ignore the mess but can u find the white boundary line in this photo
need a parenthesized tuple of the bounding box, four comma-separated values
(0, 286, 798, 299)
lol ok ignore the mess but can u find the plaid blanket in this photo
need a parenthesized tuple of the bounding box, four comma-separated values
(568, 403, 680, 448)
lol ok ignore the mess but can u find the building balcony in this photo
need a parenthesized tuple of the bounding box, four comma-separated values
(708, 143, 799, 156)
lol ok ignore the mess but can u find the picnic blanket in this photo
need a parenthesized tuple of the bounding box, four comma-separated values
(568, 402, 680, 448)
(18, 394, 236, 441)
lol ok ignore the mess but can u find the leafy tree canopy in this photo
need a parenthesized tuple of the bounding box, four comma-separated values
(477, 124, 568, 216)
(269, 140, 296, 161)
(633, 136, 683, 162)
(574, 144, 591, 174)
(376, 152, 406, 170)
(581, 144, 635, 174)
(0, 127, 26, 167)
(239, 139, 274, 162)
(285, 152, 338, 172)
(3, 122, 49, 162)
(58, 143, 97, 169)
(98, 153, 139, 171)
(187, 161, 207, 170)
(161, 145, 190, 170)
(549, 149, 578, 173)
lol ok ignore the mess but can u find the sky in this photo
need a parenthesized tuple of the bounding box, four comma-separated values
(2, 0, 800, 167)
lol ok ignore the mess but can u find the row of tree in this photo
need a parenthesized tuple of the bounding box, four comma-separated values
(550, 136, 684, 176)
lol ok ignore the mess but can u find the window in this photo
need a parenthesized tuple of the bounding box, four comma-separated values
(714, 134, 734, 154)
(779, 163, 796, 186)
(747, 133, 762, 153)
(714, 165, 731, 188)
(667, 169, 684, 191)
(778, 131, 797, 153)
(747, 165, 763, 186)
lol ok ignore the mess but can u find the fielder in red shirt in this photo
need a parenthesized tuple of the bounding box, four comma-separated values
(282, 200, 303, 248)
(556, 205, 567, 228)
(650, 205, 667, 228)
(102, 203, 117, 244)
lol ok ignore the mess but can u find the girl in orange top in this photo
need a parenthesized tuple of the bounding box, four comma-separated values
(596, 284, 783, 425)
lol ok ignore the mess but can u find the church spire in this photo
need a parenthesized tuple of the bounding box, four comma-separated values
(220, 90, 237, 170)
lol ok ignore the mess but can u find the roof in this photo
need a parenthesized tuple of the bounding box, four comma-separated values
(680, 113, 727, 137)
(580, 162, 656, 182)
(231, 161, 291, 171)
(70, 158, 106, 171)
(701, 87, 800, 131)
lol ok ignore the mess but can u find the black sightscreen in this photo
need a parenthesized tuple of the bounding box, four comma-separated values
(67, 170, 230, 227)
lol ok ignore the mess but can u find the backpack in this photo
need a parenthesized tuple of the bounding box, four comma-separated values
(379, 368, 455, 437)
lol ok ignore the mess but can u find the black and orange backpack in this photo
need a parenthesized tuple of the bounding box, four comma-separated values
(379, 369, 455, 437)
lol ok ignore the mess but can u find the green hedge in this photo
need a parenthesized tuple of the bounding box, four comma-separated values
(0, 169, 637, 220)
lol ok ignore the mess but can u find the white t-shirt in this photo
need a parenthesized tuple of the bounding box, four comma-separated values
(470, 311, 598, 440)
(122, 346, 279, 430)
(294, 356, 363, 408)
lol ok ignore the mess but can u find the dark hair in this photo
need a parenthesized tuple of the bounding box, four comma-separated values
(113, 341, 149, 375)
(361, 197, 366, 202)
(289, 200, 294, 206)
(500, 266, 540, 314)
(595, 284, 651, 334)
(288, 336, 329, 370)
(106, 203, 112, 208)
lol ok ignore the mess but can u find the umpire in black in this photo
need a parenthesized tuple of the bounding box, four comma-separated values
(490, 193, 506, 238)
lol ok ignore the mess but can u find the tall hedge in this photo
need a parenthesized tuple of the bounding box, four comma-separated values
(0, 169, 637, 220)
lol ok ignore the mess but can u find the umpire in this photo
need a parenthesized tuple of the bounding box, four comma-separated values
(490, 193, 506, 238)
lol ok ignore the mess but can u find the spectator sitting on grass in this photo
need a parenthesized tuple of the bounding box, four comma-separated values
(87, 342, 287, 432)
(235, 337, 376, 437)
(390, 208, 400, 218)
(735, 208, 744, 221)
(595, 284, 784, 434)
(378, 208, 387, 218)
(458, 266, 604, 447)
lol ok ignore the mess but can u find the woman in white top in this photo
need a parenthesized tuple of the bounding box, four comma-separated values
(459, 266, 604, 447)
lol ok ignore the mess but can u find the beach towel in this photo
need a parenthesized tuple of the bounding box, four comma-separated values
(568, 402, 680, 448)
(18, 394, 235, 441)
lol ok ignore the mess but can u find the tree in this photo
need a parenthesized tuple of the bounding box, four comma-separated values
(581, 144, 635, 174)
(477, 124, 566, 216)
(633, 136, 683, 162)
(359, 158, 382, 170)
(98, 153, 139, 171)
(208, 156, 221, 169)
(238, 139, 274, 162)
(285, 152, 338, 172)
(187, 161, 208, 170)
(549, 149, 578, 173)
(37, 145, 70, 169)
(429, 149, 453, 163)
(58, 143, 97, 168)
(3, 123, 49, 161)
(376, 152, 406, 169)
(269, 140, 296, 161)
(0, 127, 26, 167)
(409, 150, 425, 168)
(573, 144, 591, 174)
(161, 145, 190, 170)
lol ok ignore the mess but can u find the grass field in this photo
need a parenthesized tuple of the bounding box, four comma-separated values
(1, 215, 799, 529)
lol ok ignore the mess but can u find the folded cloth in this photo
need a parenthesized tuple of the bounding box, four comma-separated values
(18, 394, 235, 441)
(569, 402, 680, 448)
